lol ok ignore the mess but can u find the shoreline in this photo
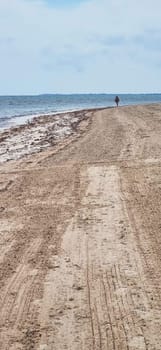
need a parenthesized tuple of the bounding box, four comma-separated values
(1, 100, 160, 131)
(1, 99, 160, 130)
(1, 95, 161, 131)
(0, 102, 161, 165)
(0, 106, 109, 131)
(0, 108, 97, 164)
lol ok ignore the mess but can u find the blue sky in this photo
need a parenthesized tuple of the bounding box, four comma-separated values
(0, 0, 161, 95)
(39, 0, 88, 7)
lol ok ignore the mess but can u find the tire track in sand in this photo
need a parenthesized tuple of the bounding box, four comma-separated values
(0, 238, 42, 350)
(37, 165, 152, 350)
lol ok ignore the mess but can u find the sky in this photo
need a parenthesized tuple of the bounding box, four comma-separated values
(0, 0, 161, 95)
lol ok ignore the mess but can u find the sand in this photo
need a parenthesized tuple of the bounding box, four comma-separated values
(0, 104, 161, 349)
(0, 110, 91, 163)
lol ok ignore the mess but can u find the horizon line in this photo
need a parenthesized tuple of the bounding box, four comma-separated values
(0, 92, 161, 97)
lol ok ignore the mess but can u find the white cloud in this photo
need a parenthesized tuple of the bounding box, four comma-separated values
(0, 0, 161, 94)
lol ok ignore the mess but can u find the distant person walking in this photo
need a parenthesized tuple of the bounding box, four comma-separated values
(115, 95, 120, 107)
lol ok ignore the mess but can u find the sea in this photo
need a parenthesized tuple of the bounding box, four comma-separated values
(0, 94, 161, 129)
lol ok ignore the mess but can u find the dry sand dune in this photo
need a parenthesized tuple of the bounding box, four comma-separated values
(0, 104, 161, 349)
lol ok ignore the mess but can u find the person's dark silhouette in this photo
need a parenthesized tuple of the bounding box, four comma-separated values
(115, 95, 120, 107)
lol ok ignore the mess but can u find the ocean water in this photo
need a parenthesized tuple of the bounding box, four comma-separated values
(0, 94, 161, 129)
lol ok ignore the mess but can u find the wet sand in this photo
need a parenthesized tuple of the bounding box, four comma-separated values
(0, 109, 93, 163)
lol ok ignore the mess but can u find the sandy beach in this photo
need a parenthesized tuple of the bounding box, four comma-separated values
(1, 103, 161, 349)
